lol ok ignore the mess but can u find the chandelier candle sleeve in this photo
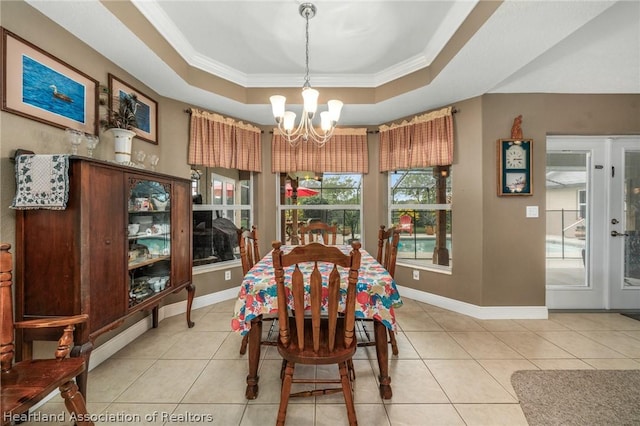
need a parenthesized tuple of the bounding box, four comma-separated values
(269, 3, 343, 147)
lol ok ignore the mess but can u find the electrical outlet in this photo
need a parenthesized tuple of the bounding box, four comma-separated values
(224, 270, 231, 280)
(412, 270, 420, 280)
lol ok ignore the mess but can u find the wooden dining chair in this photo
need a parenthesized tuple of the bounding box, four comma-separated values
(237, 225, 260, 276)
(0, 243, 94, 426)
(298, 221, 337, 245)
(272, 241, 361, 426)
(236, 227, 278, 355)
(356, 225, 401, 355)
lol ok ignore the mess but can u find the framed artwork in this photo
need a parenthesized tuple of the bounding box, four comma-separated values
(497, 139, 533, 196)
(1, 28, 98, 135)
(108, 73, 158, 145)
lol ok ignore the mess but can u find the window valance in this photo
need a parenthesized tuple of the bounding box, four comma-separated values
(378, 106, 454, 172)
(188, 108, 262, 172)
(271, 128, 369, 174)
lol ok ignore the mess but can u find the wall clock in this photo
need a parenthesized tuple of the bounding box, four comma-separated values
(497, 139, 533, 196)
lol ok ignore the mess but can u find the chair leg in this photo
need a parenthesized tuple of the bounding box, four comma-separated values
(239, 334, 249, 355)
(59, 380, 94, 426)
(388, 330, 399, 356)
(277, 361, 294, 426)
(339, 361, 358, 426)
(347, 358, 356, 381)
(280, 358, 287, 381)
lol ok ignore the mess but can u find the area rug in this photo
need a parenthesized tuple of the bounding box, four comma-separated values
(621, 312, 640, 322)
(511, 370, 640, 426)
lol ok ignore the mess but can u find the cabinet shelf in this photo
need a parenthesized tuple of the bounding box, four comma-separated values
(128, 255, 170, 270)
(129, 210, 169, 214)
(128, 232, 169, 241)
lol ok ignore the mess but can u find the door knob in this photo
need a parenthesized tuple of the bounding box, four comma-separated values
(611, 230, 629, 237)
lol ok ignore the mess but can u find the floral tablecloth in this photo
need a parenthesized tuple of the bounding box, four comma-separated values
(231, 245, 403, 335)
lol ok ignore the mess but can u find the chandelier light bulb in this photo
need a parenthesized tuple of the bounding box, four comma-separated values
(301, 87, 319, 117)
(283, 111, 296, 131)
(327, 99, 343, 122)
(320, 111, 331, 132)
(269, 2, 341, 147)
(270, 95, 286, 120)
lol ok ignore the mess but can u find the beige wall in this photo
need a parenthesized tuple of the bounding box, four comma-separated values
(2, 1, 640, 334)
(478, 94, 639, 306)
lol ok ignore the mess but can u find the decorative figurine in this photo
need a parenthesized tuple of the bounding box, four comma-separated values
(511, 115, 523, 140)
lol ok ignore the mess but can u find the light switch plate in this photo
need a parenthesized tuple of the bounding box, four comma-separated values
(526, 206, 539, 218)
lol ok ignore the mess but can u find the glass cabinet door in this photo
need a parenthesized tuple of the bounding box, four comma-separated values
(127, 178, 171, 307)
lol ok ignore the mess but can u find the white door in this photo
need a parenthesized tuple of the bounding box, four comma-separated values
(546, 136, 640, 310)
(609, 139, 640, 309)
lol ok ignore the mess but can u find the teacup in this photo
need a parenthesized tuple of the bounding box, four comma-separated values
(152, 197, 169, 211)
(149, 278, 162, 292)
(128, 224, 140, 236)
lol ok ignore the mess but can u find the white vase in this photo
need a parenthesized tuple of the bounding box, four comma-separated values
(108, 128, 136, 164)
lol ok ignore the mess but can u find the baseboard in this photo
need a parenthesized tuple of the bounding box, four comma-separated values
(397, 285, 549, 319)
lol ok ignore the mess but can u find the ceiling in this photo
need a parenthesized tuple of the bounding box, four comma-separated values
(25, 0, 640, 126)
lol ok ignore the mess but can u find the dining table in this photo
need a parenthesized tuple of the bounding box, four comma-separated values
(231, 244, 403, 400)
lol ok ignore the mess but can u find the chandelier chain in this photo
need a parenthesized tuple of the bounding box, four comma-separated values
(304, 8, 310, 88)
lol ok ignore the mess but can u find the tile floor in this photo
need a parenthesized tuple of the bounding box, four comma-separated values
(27, 297, 640, 425)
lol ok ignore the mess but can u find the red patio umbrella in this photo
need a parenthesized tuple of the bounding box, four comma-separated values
(285, 183, 318, 197)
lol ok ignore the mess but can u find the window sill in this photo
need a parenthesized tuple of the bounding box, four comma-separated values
(193, 259, 241, 276)
(396, 259, 452, 275)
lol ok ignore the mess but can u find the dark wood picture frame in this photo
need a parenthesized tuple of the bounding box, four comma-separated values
(497, 139, 533, 196)
(1, 27, 98, 135)
(108, 73, 158, 145)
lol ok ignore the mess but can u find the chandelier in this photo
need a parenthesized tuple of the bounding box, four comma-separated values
(270, 3, 343, 147)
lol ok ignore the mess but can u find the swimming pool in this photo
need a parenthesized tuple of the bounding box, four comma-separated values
(396, 237, 584, 258)
(397, 237, 450, 254)
(545, 240, 584, 258)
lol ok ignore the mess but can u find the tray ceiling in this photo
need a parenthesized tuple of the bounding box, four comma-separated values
(25, 0, 640, 126)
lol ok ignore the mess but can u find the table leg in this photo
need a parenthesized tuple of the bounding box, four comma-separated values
(374, 320, 392, 399)
(245, 317, 263, 399)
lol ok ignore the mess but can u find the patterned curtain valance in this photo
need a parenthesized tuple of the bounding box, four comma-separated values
(378, 106, 454, 172)
(271, 128, 369, 174)
(188, 108, 262, 172)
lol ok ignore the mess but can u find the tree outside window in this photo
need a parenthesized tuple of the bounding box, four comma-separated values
(279, 173, 362, 245)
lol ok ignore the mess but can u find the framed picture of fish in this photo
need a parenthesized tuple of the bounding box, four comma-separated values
(108, 74, 158, 145)
(1, 28, 98, 135)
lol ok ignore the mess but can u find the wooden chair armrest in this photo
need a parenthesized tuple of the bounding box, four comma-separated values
(14, 314, 88, 329)
(14, 315, 88, 359)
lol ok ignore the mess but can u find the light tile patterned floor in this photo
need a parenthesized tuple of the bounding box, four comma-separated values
(24, 297, 640, 425)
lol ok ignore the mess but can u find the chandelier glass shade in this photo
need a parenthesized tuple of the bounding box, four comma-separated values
(270, 3, 343, 147)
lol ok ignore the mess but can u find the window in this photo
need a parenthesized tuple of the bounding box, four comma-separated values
(277, 173, 362, 245)
(388, 168, 452, 270)
(193, 169, 253, 268)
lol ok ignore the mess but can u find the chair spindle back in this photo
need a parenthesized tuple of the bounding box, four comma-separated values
(376, 225, 400, 278)
(272, 241, 361, 353)
(298, 222, 337, 245)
